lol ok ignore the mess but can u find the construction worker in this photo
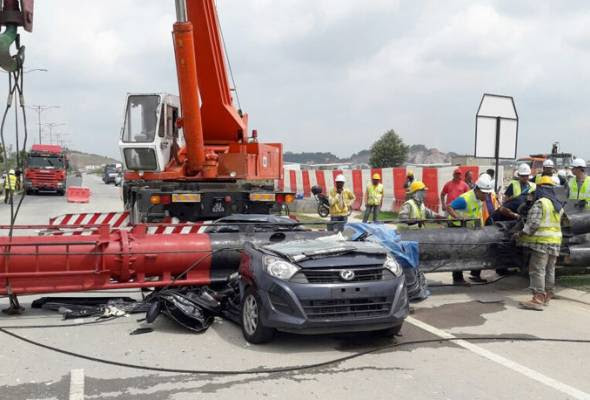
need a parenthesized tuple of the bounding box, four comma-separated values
(399, 181, 440, 228)
(446, 174, 494, 283)
(517, 176, 563, 311)
(440, 168, 469, 212)
(567, 158, 590, 209)
(3, 169, 16, 204)
(534, 159, 555, 184)
(505, 163, 536, 201)
(328, 174, 355, 232)
(403, 171, 414, 190)
(363, 173, 384, 223)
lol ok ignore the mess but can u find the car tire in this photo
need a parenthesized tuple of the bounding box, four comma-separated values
(241, 287, 275, 344)
(376, 324, 402, 338)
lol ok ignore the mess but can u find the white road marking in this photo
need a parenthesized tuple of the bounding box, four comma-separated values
(406, 316, 590, 400)
(69, 368, 85, 400)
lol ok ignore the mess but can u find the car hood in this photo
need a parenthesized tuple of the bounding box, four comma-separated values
(263, 234, 387, 263)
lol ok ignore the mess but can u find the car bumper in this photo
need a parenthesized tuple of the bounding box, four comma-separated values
(257, 276, 409, 334)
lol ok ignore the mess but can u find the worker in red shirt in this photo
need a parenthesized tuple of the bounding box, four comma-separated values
(440, 168, 469, 212)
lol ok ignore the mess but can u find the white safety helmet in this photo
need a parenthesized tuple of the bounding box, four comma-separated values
(552, 175, 561, 186)
(543, 159, 555, 168)
(517, 163, 531, 176)
(335, 174, 346, 183)
(8, 169, 15, 174)
(475, 173, 494, 193)
(572, 158, 587, 168)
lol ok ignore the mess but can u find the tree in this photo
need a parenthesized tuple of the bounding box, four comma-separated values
(369, 129, 409, 168)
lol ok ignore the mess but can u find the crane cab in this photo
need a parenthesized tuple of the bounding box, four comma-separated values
(119, 93, 183, 173)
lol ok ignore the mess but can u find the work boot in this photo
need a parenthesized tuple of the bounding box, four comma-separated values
(544, 290, 554, 306)
(519, 293, 545, 311)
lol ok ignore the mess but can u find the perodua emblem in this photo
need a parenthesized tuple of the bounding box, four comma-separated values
(339, 270, 355, 281)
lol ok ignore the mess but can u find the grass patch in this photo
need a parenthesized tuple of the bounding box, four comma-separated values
(558, 274, 590, 292)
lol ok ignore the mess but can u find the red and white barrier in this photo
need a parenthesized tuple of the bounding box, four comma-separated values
(280, 165, 502, 212)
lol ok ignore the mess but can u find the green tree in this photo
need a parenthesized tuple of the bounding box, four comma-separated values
(369, 129, 409, 168)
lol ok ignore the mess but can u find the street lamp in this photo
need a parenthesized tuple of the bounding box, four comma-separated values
(28, 105, 59, 144)
(42, 122, 66, 143)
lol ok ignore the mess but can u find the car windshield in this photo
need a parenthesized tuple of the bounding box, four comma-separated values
(27, 156, 64, 168)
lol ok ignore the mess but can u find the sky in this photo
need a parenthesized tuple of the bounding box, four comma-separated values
(5, 0, 590, 160)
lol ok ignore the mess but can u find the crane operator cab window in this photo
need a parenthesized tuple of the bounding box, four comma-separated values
(120, 94, 180, 172)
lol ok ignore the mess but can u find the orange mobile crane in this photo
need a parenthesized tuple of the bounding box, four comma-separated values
(118, 0, 293, 223)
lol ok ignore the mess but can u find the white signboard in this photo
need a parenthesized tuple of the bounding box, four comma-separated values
(474, 94, 518, 159)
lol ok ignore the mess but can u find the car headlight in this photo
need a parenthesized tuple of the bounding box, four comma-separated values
(384, 255, 402, 277)
(263, 256, 300, 281)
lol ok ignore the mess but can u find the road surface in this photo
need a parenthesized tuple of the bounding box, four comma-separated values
(0, 175, 589, 400)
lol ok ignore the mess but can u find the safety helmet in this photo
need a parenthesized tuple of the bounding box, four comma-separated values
(538, 176, 556, 186)
(543, 159, 555, 168)
(572, 158, 587, 168)
(406, 171, 414, 177)
(407, 180, 427, 194)
(335, 174, 346, 183)
(9, 169, 15, 174)
(517, 163, 531, 176)
(372, 173, 381, 180)
(475, 174, 494, 193)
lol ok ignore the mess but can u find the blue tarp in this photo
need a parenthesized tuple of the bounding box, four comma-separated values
(345, 223, 429, 301)
(345, 223, 420, 269)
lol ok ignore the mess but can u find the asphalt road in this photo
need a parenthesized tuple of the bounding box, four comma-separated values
(1, 177, 590, 400)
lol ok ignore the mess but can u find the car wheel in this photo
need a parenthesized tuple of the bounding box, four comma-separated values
(241, 288, 274, 344)
(376, 324, 402, 338)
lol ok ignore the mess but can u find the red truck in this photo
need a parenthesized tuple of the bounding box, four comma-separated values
(24, 144, 67, 195)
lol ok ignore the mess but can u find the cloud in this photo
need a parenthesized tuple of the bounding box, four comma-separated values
(1, 0, 588, 161)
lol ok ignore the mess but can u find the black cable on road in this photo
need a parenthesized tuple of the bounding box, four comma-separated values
(1, 326, 590, 376)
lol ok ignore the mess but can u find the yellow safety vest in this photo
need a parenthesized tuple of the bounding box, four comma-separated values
(520, 198, 563, 245)
(329, 188, 355, 217)
(568, 176, 590, 209)
(4, 174, 16, 190)
(403, 199, 425, 220)
(366, 183, 384, 205)
(510, 180, 536, 198)
(449, 190, 482, 227)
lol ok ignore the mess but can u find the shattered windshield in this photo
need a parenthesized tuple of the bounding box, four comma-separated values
(27, 156, 64, 169)
(265, 235, 386, 261)
(122, 95, 160, 143)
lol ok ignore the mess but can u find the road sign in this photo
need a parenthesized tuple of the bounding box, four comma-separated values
(474, 94, 518, 190)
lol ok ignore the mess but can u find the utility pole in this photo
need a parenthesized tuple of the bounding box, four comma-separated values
(27, 105, 59, 144)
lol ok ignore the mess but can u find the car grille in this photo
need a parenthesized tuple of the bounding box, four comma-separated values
(293, 266, 390, 284)
(301, 297, 392, 320)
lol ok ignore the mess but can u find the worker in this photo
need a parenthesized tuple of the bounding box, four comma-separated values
(3, 169, 16, 204)
(440, 168, 469, 212)
(465, 170, 475, 189)
(446, 174, 494, 283)
(566, 158, 590, 209)
(363, 173, 384, 223)
(328, 174, 355, 232)
(534, 159, 555, 184)
(505, 163, 536, 201)
(516, 176, 563, 311)
(399, 181, 441, 228)
(403, 170, 414, 190)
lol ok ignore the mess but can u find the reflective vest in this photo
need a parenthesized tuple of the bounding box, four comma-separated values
(4, 173, 16, 190)
(568, 176, 590, 209)
(404, 199, 425, 220)
(329, 188, 355, 217)
(366, 183, 384, 205)
(520, 198, 563, 245)
(509, 180, 536, 198)
(449, 190, 482, 227)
